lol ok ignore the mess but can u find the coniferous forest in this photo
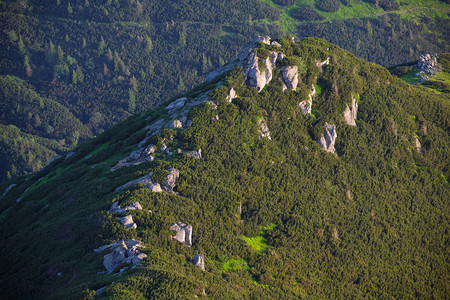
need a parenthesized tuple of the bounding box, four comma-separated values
(0, 0, 449, 181)
(0, 35, 448, 299)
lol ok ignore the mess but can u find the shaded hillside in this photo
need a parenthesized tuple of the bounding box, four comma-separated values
(0, 37, 448, 299)
(0, 0, 449, 181)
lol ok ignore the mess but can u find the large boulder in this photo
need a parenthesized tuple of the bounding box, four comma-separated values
(166, 97, 186, 115)
(161, 168, 180, 194)
(281, 65, 299, 92)
(114, 173, 153, 192)
(109, 201, 142, 214)
(186, 149, 202, 159)
(299, 85, 316, 115)
(343, 95, 358, 126)
(191, 254, 205, 271)
(317, 123, 337, 153)
(170, 222, 192, 246)
(227, 87, 237, 102)
(119, 215, 137, 230)
(98, 239, 147, 273)
(257, 119, 272, 140)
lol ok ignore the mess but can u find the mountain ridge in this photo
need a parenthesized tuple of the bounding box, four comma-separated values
(0, 36, 449, 299)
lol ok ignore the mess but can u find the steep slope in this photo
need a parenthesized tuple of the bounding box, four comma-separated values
(0, 37, 448, 299)
(1, 0, 449, 181)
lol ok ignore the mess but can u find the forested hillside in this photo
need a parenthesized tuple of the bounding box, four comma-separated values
(0, 0, 449, 181)
(0, 36, 448, 299)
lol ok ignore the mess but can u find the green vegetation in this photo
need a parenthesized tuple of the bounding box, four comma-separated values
(0, 37, 448, 299)
(0, 0, 448, 182)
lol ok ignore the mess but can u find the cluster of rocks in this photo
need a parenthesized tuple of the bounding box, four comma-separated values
(94, 239, 147, 274)
(343, 95, 358, 126)
(114, 168, 180, 195)
(206, 36, 301, 94)
(109, 202, 142, 230)
(109, 201, 142, 214)
(170, 222, 193, 246)
(243, 44, 285, 92)
(110, 143, 156, 171)
(170, 222, 205, 270)
(257, 119, 272, 140)
(417, 54, 441, 82)
(317, 123, 337, 153)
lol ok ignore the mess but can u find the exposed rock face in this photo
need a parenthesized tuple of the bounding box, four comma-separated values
(299, 85, 316, 115)
(170, 222, 192, 246)
(415, 136, 423, 155)
(115, 173, 154, 192)
(191, 254, 205, 271)
(317, 123, 337, 153)
(142, 145, 156, 156)
(417, 53, 441, 82)
(97, 239, 147, 273)
(299, 100, 311, 115)
(109, 201, 143, 215)
(343, 95, 358, 126)
(227, 87, 237, 102)
(418, 53, 439, 74)
(145, 118, 165, 135)
(166, 97, 187, 115)
(243, 50, 284, 92)
(186, 149, 202, 159)
(281, 65, 299, 92)
(161, 168, 180, 194)
(119, 215, 137, 230)
(168, 119, 183, 129)
(206, 36, 285, 92)
(257, 119, 272, 140)
(271, 41, 282, 48)
(316, 57, 330, 72)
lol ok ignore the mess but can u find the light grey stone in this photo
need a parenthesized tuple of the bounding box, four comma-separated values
(191, 254, 205, 271)
(343, 95, 358, 126)
(170, 222, 192, 246)
(317, 123, 337, 153)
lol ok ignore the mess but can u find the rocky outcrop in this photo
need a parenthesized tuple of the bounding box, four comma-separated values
(227, 87, 237, 102)
(109, 201, 142, 214)
(343, 95, 358, 126)
(243, 50, 284, 92)
(317, 123, 337, 153)
(161, 168, 180, 194)
(115, 173, 160, 192)
(415, 136, 423, 155)
(186, 149, 202, 159)
(257, 119, 272, 140)
(299, 85, 316, 115)
(316, 57, 330, 72)
(119, 215, 137, 230)
(168, 119, 183, 129)
(166, 97, 187, 115)
(110, 144, 155, 171)
(281, 65, 299, 92)
(191, 254, 205, 271)
(170, 222, 192, 246)
(95, 239, 147, 273)
(206, 36, 285, 92)
(417, 53, 441, 82)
